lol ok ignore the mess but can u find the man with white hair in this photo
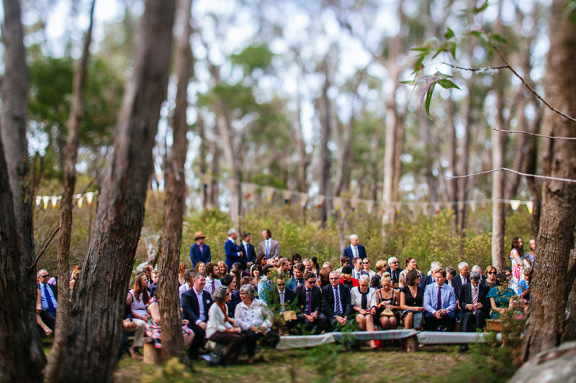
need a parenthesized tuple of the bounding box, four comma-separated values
(342, 234, 367, 261)
(225, 228, 245, 270)
(451, 261, 470, 303)
(471, 265, 486, 284)
(388, 256, 403, 285)
(419, 262, 442, 288)
(322, 271, 352, 331)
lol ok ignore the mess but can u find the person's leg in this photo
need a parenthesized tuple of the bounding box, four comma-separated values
(443, 312, 456, 332)
(183, 332, 195, 348)
(461, 312, 473, 332)
(404, 312, 414, 329)
(315, 314, 328, 334)
(423, 312, 437, 331)
(356, 314, 366, 330)
(389, 316, 397, 329)
(40, 311, 56, 332)
(223, 333, 246, 365)
(131, 319, 146, 348)
(243, 330, 258, 357)
(365, 314, 376, 348)
(189, 325, 206, 358)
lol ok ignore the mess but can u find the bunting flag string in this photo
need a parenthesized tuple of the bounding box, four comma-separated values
(197, 173, 537, 215)
(33, 192, 98, 210)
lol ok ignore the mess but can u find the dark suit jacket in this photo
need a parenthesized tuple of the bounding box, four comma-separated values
(268, 287, 297, 314)
(321, 284, 352, 318)
(225, 239, 246, 270)
(189, 243, 212, 268)
(451, 275, 469, 301)
(342, 245, 367, 260)
(419, 275, 435, 288)
(460, 283, 491, 316)
(389, 268, 404, 285)
(239, 242, 257, 265)
(294, 284, 322, 315)
(181, 289, 214, 325)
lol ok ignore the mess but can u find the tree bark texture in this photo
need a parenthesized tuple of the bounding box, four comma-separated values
(157, 0, 193, 361)
(522, 0, 576, 360)
(45, 2, 96, 381)
(0, 0, 46, 375)
(318, 63, 332, 227)
(61, 1, 176, 381)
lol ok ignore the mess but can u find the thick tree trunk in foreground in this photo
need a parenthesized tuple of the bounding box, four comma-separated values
(522, 0, 576, 361)
(157, 0, 193, 361)
(0, 0, 46, 377)
(61, 1, 176, 381)
(45, 2, 96, 381)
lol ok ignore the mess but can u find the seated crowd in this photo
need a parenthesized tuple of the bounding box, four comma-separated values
(36, 230, 533, 365)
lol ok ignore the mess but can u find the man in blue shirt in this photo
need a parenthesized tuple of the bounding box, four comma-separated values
(37, 269, 57, 332)
(189, 231, 211, 268)
(423, 268, 457, 331)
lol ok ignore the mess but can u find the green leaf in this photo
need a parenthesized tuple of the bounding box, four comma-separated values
(467, 30, 485, 39)
(471, 0, 489, 14)
(425, 83, 435, 119)
(411, 47, 430, 53)
(436, 79, 461, 90)
(447, 41, 457, 59)
(444, 27, 455, 40)
(489, 33, 508, 44)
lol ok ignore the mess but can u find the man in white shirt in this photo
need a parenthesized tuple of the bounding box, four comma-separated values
(342, 234, 367, 261)
(182, 272, 214, 359)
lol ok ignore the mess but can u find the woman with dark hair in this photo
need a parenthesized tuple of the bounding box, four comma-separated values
(445, 266, 457, 287)
(310, 256, 320, 276)
(126, 273, 150, 357)
(399, 258, 421, 288)
(255, 253, 268, 269)
(178, 262, 188, 286)
(509, 237, 524, 285)
(221, 274, 241, 318)
(487, 273, 517, 319)
(291, 253, 302, 265)
(250, 264, 262, 286)
(196, 262, 206, 275)
(206, 286, 245, 365)
(399, 269, 425, 329)
(485, 265, 498, 289)
(234, 284, 279, 364)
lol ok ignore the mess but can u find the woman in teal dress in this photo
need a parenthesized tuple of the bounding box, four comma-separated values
(487, 273, 517, 319)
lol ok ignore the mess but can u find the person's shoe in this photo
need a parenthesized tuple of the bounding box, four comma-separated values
(459, 344, 469, 352)
(129, 347, 143, 361)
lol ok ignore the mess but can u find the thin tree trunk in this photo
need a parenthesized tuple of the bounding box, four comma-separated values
(62, 1, 176, 381)
(319, 67, 332, 227)
(524, 106, 543, 238)
(448, 97, 459, 232)
(491, 72, 507, 271)
(0, 0, 46, 375)
(157, 0, 192, 360)
(197, 116, 208, 209)
(209, 141, 220, 208)
(522, 0, 576, 360)
(45, 2, 96, 381)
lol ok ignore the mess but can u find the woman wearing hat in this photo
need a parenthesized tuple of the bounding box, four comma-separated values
(190, 231, 211, 268)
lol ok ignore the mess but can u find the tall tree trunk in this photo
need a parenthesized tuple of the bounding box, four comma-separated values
(0, 0, 46, 375)
(491, 73, 507, 271)
(45, 2, 96, 381)
(157, 0, 192, 361)
(318, 65, 332, 227)
(448, 97, 459, 232)
(197, 116, 208, 209)
(505, 96, 527, 200)
(294, 97, 310, 193)
(522, 0, 576, 360)
(209, 141, 220, 208)
(62, 1, 176, 381)
(524, 107, 543, 238)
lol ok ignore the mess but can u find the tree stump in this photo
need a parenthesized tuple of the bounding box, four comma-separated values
(403, 335, 419, 353)
(143, 339, 163, 365)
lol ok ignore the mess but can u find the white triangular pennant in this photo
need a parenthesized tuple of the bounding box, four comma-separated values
(263, 187, 275, 202)
(299, 193, 309, 207)
(36, 196, 41, 207)
(78, 196, 83, 208)
(42, 196, 49, 209)
(365, 200, 374, 213)
(510, 200, 521, 212)
(282, 190, 293, 201)
(51, 196, 58, 209)
(469, 201, 477, 212)
(86, 192, 94, 206)
(526, 201, 533, 214)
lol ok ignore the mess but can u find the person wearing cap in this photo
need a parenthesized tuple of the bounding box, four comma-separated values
(190, 231, 211, 268)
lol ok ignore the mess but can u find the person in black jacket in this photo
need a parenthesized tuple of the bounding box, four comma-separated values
(294, 272, 326, 334)
(181, 272, 214, 358)
(388, 257, 403, 286)
(322, 271, 352, 332)
(240, 232, 257, 267)
(459, 271, 491, 334)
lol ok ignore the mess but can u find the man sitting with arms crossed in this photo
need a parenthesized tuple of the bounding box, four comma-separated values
(423, 268, 457, 332)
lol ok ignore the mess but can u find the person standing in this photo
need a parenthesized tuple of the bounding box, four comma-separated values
(240, 232, 257, 268)
(342, 234, 367, 261)
(225, 229, 246, 270)
(258, 229, 280, 260)
(189, 231, 211, 268)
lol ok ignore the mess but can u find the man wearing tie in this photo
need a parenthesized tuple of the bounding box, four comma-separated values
(203, 262, 222, 298)
(258, 229, 280, 260)
(423, 269, 457, 331)
(451, 262, 470, 304)
(322, 271, 352, 332)
(295, 272, 326, 334)
(388, 257, 403, 286)
(459, 271, 491, 349)
(37, 269, 57, 332)
(189, 231, 211, 268)
(240, 232, 256, 268)
(342, 234, 367, 261)
(225, 229, 246, 270)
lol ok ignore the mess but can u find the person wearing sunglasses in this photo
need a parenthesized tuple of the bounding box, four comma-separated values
(36, 269, 57, 334)
(484, 266, 498, 289)
(294, 272, 326, 334)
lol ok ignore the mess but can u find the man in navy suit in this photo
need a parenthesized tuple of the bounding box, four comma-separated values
(419, 262, 442, 288)
(451, 262, 470, 302)
(460, 272, 491, 332)
(294, 272, 326, 334)
(225, 229, 246, 271)
(388, 257, 403, 286)
(342, 234, 367, 261)
(239, 232, 256, 267)
(189, 231, 211, 268)
(322, 271, 352, 332)
(181, 272, 214, 358)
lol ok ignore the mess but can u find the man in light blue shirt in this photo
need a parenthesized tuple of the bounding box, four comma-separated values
(37, 269, 57, 331)
(423, 268, 457, 331)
